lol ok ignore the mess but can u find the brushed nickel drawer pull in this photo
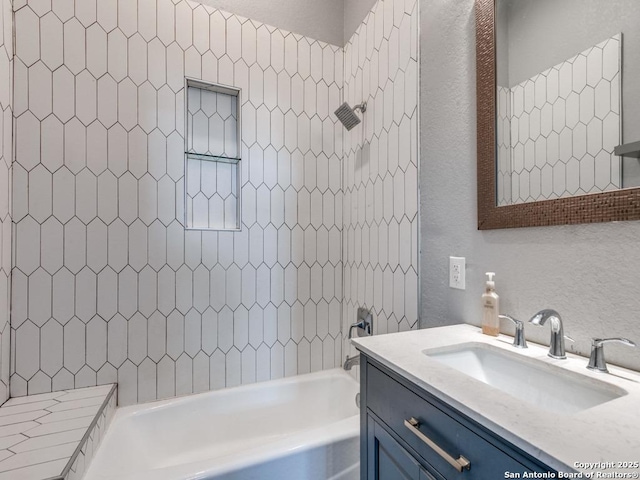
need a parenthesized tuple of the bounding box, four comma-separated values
(404, 417, 471, 472)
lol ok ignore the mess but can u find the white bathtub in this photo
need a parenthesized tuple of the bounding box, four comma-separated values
(84, 369, 360, 480)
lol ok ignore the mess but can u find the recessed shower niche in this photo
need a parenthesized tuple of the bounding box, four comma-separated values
(185, 79, 241, 230)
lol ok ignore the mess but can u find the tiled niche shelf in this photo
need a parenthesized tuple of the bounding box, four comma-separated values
(185, 78, 242, 231)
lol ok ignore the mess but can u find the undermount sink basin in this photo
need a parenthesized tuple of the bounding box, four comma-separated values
(423, 343, 627, 415)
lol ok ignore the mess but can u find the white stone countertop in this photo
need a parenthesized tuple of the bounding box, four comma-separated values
(352, 324, 640, 476)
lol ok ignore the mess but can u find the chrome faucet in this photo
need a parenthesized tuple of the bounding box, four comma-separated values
(528, 309, 572, 359)
(343, 355, 360, 370)
(587, 338, 636, 373)
(498, 314, 527, 348)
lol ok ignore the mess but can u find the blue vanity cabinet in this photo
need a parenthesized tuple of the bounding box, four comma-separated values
(360, 355, 556, 480)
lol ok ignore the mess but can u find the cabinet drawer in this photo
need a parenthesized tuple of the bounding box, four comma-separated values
(366, 364, 546, 478)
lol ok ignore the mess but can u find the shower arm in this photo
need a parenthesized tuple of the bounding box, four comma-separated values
(353, 102, 367, 113)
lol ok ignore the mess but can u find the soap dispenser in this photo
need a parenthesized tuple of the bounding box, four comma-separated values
(482, 272, 500, 336)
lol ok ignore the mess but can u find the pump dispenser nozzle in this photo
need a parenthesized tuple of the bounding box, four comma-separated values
(485, 272, 496, 290)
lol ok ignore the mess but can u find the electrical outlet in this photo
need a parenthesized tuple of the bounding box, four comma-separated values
(449, 256, 466, 290)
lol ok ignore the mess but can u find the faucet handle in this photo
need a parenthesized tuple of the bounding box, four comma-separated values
(587, 337, 636, 373)
(499, 315, 527, 349)
(499, 314, 520, 325)
(348, 321, 365, 340)
(592, 337, 636, 348)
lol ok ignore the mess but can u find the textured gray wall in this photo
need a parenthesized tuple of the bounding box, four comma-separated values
(495, 0, 509, 87)
(196, 0, 378, 46)
(419, 0, 640, 372)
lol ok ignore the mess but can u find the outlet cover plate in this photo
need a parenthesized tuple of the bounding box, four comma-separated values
(449, 256, 466, 290)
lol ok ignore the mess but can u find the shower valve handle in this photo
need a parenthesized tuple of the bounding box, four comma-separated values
(348, 321, 366, 339)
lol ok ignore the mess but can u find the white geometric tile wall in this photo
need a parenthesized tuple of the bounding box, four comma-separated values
(11, 0, 345, 405)
(0, 0, 11, 405)
(342, 0, 419, 357)
(497, 35, 621, 205)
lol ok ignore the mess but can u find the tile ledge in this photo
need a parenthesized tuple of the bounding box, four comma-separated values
(0, 384, 117, 480)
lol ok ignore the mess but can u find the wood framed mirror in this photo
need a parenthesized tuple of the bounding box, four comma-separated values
(476, 0, 640, 229)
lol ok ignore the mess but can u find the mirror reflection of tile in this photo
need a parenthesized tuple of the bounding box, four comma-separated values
(497, 34, 621, 206)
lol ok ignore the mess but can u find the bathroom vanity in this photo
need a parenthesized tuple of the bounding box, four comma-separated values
(352, 325, 640, 480)
(360, 358, 552, 479)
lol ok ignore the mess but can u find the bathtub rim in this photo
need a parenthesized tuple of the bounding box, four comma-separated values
(118, 367, 359, 418)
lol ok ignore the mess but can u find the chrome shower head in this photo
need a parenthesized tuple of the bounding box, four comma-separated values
(334, 102, 367, 131)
